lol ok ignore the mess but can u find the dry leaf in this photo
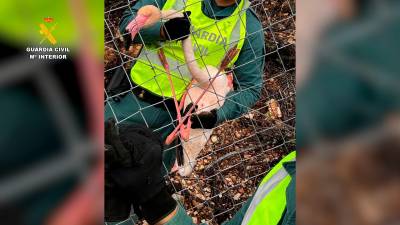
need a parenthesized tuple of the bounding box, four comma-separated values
(267, 99, 282, 119)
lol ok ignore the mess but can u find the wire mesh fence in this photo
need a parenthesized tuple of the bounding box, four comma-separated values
(104, 0, 295, 224)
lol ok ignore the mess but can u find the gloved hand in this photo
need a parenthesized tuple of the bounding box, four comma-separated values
(162, 11, 191, 41)
(190, 108, 218, 129)
(105, 119, 132, 168)
(105, 119, 176, 224)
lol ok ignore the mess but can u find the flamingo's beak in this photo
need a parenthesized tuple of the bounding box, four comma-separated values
(126, 14, 150, 39)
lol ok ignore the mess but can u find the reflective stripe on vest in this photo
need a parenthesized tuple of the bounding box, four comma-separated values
(242, 151, 296, 225)
(130, 0, 249, 99)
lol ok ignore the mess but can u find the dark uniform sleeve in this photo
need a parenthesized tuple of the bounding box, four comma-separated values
(119, 0, 167, 44)
(216, 10, 265, 123)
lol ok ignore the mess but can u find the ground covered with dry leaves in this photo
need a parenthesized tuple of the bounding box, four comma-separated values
(105, 0, 295, 224)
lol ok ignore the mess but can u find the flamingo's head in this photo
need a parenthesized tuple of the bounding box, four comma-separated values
(138, 5, 162, 27)
(126, 5, 162, 39)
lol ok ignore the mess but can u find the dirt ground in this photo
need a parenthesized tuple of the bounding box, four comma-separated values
(105, 0, 295, 224)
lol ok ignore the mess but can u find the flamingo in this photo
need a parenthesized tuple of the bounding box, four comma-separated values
(127, 5, 234, 176)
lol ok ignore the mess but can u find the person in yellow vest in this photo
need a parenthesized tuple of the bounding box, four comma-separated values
(104, 119, 295, 225)
(104, 0, 265, 172)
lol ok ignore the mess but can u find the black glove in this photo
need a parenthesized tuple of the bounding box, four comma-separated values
(190, 108, 218, 129)
(105, 180, 132, 222)
(105, 118, 165, 202)
(162, 11, 191, 41)
(105, 119, 132, 168)
(105, 119, 176, 224)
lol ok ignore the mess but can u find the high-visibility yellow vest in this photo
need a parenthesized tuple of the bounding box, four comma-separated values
(241, 151, 296, 225)
(130, 0, 249, 100)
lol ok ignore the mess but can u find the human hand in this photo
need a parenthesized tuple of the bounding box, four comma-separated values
(105, 119, 176, 224)
(190, 109, 218, 129)
(161, 11, 191, 41)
